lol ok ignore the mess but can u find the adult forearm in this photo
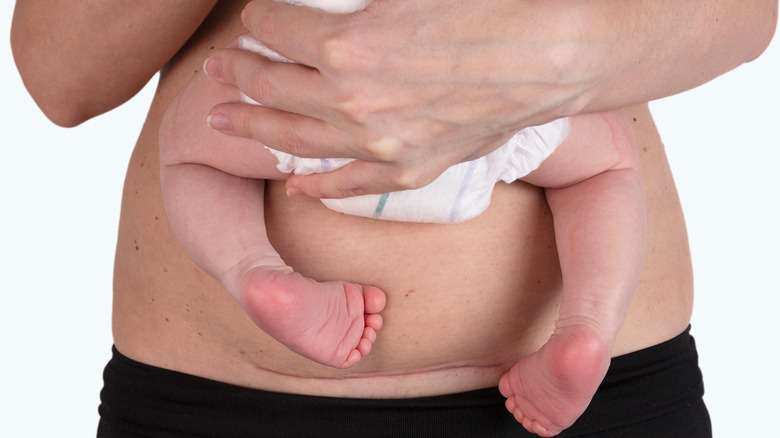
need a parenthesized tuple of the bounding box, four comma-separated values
(570, 0, 777, 114)
(11, 0, 217, 127)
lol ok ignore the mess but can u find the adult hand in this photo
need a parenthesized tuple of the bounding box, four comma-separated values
(204, 0, 600, 197)
(204, 0, 776, 198)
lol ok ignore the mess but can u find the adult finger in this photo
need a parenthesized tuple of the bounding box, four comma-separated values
(205, 48, 337, 121)
(207, 101, 362, 159)
(241, 0, 349, 69)
(285, 159, 446, 199)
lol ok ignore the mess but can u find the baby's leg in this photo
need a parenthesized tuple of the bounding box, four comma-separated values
(160, 68, 385, 368)
(499, 111, 644, 436)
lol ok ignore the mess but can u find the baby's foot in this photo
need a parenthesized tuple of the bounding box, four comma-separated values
(239, 268, 386, 368)
(498, 325, 611, 436)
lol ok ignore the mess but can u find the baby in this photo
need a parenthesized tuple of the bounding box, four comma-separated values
(159, 1, 645, 436)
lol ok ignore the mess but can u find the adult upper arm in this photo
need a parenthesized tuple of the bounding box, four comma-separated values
(11, 0, 219, 127)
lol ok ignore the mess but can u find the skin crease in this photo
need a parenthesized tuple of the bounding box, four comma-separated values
(9, 0, 777, 435)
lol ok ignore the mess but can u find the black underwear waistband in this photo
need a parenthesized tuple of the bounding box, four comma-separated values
(98, 326, 710, 437)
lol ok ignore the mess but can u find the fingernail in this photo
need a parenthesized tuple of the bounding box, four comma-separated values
(203, 56, 222, 79)
(286, 187, 304, 197)
(207, 113, 231, 131)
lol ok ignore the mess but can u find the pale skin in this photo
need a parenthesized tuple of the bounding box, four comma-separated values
(11, 0, 777, 437)
(160, 38, 644, 430)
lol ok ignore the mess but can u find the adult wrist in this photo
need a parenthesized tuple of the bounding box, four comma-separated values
(512, 0, 623, 119)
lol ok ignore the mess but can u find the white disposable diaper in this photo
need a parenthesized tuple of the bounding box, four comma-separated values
(236, 1, 570, 223)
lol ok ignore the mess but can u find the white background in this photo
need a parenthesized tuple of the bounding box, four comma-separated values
(2, 4, 778, 436)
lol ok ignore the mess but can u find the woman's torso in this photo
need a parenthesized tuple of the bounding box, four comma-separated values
(111, 0, 693, 398)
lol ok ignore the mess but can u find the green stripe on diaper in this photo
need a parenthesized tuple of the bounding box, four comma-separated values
(373, 193, 390, 218)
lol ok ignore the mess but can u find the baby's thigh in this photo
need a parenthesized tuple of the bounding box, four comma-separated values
(524, 112, 634, 188)
(160, 70, 286, 179)
(161, 70, 238, 155)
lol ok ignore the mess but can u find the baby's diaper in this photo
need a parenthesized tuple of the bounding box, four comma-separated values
(237, 27, 570, 223)
(272, 119, 569, 223)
